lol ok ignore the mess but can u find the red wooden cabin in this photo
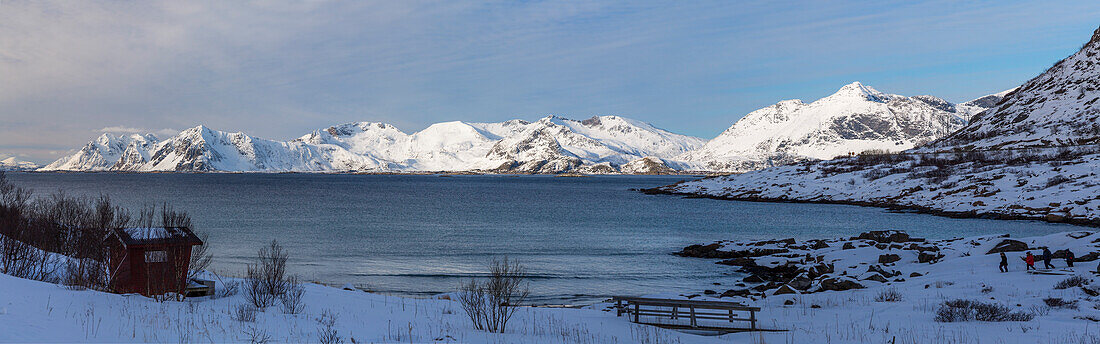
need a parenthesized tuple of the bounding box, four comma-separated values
(107, 227, 203, 297)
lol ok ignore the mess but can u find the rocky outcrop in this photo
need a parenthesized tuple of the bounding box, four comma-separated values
(986, 239, 1028, 254)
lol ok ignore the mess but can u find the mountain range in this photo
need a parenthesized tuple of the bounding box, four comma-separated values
(655, 25, 1100, 224)
(41, 85, 1007, 173)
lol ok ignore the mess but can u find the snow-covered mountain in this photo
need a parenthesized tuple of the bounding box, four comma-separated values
(42, 116, 705, 173)
(656, 25, 1100, 225)
(0, 156, 39, 171)
(679, 82, 996, 172)
(929, 26, 1100, 151)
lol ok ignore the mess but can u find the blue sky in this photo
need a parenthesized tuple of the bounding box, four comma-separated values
(2, 1, 1099, 163)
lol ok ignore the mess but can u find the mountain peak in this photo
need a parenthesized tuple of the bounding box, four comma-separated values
(829, 81, 885, 102)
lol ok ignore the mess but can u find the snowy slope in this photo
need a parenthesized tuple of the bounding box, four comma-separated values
(930, 26, 1100, 151)
(42, 116, 705, 173)
(679, 82, 981, 173)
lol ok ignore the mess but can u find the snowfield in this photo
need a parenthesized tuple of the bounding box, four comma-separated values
(2, 230, 1100, 343)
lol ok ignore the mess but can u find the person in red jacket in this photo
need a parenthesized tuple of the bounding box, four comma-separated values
(1022, 252, 1036, 271)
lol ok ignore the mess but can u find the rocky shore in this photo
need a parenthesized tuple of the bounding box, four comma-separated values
(675, 230, 1100, 300)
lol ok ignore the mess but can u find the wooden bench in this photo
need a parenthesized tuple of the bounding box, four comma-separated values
(613, 296, 769, 332)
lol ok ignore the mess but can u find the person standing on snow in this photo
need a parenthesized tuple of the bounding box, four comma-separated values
(999, 252, 1009, 272)
(1042, 248, 1055, 269)
(1023, 252, 1036, 271)
(1065, 250, 1075, 267)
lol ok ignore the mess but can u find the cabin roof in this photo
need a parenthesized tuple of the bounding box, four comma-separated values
(110, 227, 203, 247)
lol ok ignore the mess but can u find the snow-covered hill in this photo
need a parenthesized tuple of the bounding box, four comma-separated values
(656, 26, 1100, 225)
(0, 156, 39, 171)
(42, 116, 705, 173)
(930, 26, 1100, 151)
(679, 82, 999, 173)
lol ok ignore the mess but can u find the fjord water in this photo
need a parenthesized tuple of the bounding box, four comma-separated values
(7, 173, 1081, 304)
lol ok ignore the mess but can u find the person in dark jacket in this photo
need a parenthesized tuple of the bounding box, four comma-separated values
(1042, 248, 1055, 269)
(999, 252, 1009, 272)
(1065, 250, 1075, 267)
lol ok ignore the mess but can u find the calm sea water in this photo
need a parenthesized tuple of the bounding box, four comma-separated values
(5, 173, 1083, 304)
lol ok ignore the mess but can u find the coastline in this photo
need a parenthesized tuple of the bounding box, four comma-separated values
(639, 181, 1100, 229)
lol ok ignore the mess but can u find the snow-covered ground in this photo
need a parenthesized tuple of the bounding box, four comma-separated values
(2, 230, 1100, 343)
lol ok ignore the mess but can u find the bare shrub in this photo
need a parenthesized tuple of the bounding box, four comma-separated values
(1043, 297, 1078, 309)
(232, 304, 258, 323)
(874, 288, 902, 302)
(280, 276, 305, 314)
(216, 278, 241, 299)
(935, 299, 1035, 322)
(242, 326, 270, 344)
(316, 309, 341, 344)
(246, 240, 290, 308)
(1054, 276, 1089, 289)
(458, 257, 530, 333)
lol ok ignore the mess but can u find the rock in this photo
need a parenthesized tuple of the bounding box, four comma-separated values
(743, 274, 765, 283)
(910, 272, 923, 277)
(704, 290, 717, 295)
(752, 238, 796, 246)
(752, 282, 784, 292)
(716, 257, 757, 267)
(678, 243, 726, 258)
(868, 265, 900, 278)
(986, 239, 1028, 254)
(1046, 213, 1067, 223)
(810, 241, 829, 250)
(1077, 252, 1100, 262)
(789, 274, 814, 290)
(773, 284, 798, 295)
(720, 289, 751, 298)
(918, 251, 943, 264)
(878, 254, 901, 264)
(875, 243, 888, 250)
(862, 273, 888, 281)
(842, 242, 856, 250)
(810, 304, 821, 309)
(679, 244, 790, 259)
(783, 300, 795, 305)
(805, 263, 834, 279)
(738, 263, 803, 283)
(857, 230, 912, 243)
(893, 278, 905, 282)
(819, 277, 865, 291)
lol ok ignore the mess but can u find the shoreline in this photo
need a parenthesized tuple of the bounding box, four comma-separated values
(638, 185, 1100, 229)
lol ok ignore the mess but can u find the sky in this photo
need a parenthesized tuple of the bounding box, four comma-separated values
(2, 1, 1100, 164)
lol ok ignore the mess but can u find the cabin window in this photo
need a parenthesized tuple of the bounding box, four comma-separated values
(145, 250, 167, 263)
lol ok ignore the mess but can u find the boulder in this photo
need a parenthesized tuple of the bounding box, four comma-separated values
(861, 273, 888, 283)
(868, 265, 900, 278)
(1077, 252, 1100, 262)
(918, 251, 943, 264)
(703, 290, 717, 295)
(857, 230, 911, 243)
(1046, 213, 1067, 223)
(742, 274, 765, 283)
(875, 243, 888, 250)
(819, 277, 865, 291)
(986, 239, 1028, 254)
(773, 284, 798, 295)
(716, 257, 757, 267)
(910, 272, 923, 277)
(788, 274, 814, 291)
(810, 241, 829, 250)
(783, 300, 795, 305)
(720, 289, 751, 298)
(753, 238, 796, 246)
(878, 254, 902, 264)
(738, 263, 803, 283)
(842, 242, 856, 250)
